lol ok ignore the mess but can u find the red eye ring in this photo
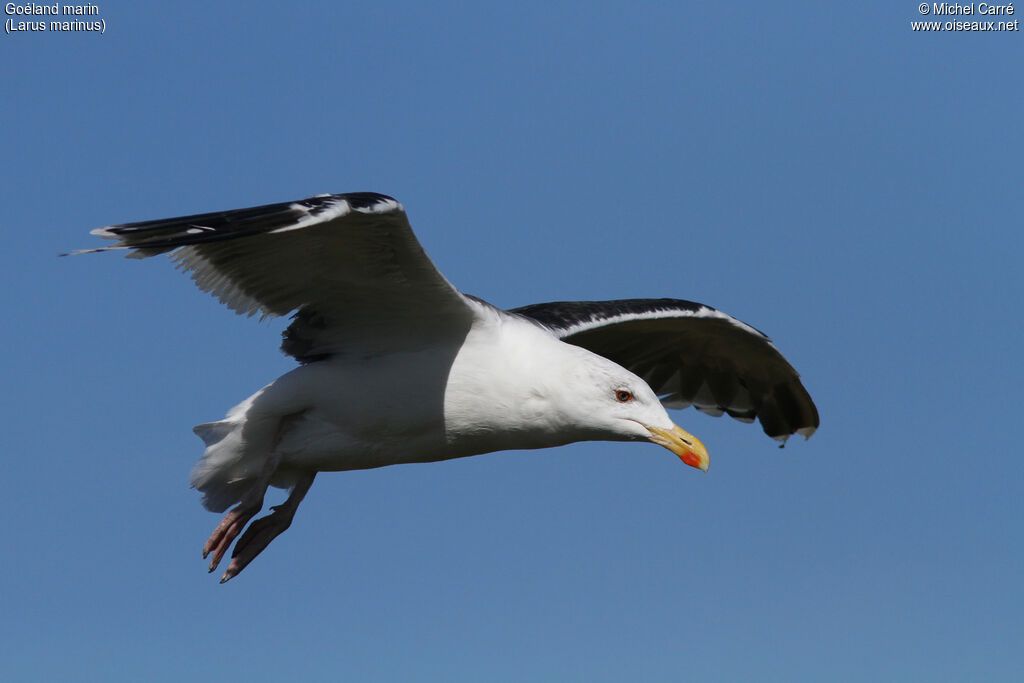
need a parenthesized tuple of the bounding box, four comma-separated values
(615, 390, 633, 403)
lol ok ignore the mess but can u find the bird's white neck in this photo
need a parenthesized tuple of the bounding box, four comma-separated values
(442, 311, 612, 457)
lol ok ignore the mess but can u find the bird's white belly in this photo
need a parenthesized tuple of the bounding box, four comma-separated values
(260, 351, 463, 472)
(274, 407, 451, 471)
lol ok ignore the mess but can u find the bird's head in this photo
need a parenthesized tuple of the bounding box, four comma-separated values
(556, 349, 710, 472)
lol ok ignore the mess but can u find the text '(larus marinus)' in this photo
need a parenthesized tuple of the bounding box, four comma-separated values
(76, 192, 819, 583)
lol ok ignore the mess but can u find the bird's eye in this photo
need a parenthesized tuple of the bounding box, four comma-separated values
(615, 390, 633, 403)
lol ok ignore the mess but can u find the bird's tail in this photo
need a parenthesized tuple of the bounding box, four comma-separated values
(189, 419, 258, 512)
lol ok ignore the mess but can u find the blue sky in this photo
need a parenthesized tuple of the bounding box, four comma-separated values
(3, 1, 1022, 680)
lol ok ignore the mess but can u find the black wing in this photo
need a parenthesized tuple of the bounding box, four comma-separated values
(512, 298, 819, 442)
(78, 193, 475, 359)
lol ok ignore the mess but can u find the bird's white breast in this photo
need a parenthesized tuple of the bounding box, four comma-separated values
(441, 311, 603, 457)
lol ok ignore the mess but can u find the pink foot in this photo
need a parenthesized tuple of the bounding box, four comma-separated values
(201, 473, 315, 583)
(216, 473, 315, 583)
(203, 504, 259, 574)
(218, 504, 296, 583)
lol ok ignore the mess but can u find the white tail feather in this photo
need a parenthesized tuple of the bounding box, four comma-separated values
(189, 420, 257, 512)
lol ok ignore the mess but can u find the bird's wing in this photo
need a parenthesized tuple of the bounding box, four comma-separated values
(511, 298, 819, 442)
(80, 193, 476, 359)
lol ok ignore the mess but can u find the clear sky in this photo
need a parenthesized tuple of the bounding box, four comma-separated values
(3, 1, 1022, 681)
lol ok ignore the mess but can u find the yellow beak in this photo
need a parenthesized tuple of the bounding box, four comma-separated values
(646, 424, 710, 472)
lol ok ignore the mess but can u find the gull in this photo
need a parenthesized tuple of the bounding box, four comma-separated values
(76, 192, 819, 582)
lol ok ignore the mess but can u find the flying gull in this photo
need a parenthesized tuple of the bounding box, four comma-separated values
(76, 192, 819, 583)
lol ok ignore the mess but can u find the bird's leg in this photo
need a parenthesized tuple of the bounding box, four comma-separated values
(219, 472, 316, 584)
(202, 448, 282, 574)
